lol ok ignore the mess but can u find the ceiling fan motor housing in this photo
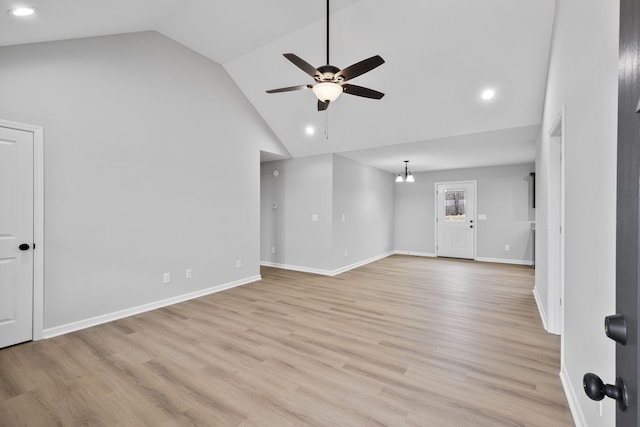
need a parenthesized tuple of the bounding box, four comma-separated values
(316, 65, 343, 83)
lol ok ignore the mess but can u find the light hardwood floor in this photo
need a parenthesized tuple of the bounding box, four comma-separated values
(0, 256, 573, 426)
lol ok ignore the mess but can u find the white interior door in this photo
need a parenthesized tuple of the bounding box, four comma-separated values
(0, 126, 34, 348)
(436, 181, 476, 259)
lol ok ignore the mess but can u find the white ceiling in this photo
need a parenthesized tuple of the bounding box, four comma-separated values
(1, 0, 556, 173)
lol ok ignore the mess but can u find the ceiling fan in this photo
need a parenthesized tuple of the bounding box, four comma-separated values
(266, 0, 385, 111)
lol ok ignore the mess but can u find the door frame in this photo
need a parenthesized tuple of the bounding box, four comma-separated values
(434, 180, 477, 260)
(546, 107, 566, 339)
(0, 119, 44, 341)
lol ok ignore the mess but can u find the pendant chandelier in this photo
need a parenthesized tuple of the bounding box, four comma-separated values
(395, 161, 415, 183)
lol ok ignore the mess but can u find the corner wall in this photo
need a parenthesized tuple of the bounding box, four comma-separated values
(538, 0, 619, 425)
(0, 31, 286, 332)
(260, 154, 395, 275)
(260, 154, 334, 272)
(332, 155, 395, 270)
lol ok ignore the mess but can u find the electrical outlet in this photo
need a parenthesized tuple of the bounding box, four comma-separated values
(186, 269, 192, 279)
(163, 273, 171, 283)
(344, 249, 348, 257)
(366, 244, 370, 251)
(271, 247, 276, 254)
(236, 259, 242, 268)
(312, 214, 318, 222)
(505, 244, 510, 251)
(342, 214, 346, 222)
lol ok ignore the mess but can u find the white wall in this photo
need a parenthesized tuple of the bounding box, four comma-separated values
(260, 154, 395, 274)
(0, 31, 287, 331)
(394, 163, 535, 263)
(537, 0, 619, 425)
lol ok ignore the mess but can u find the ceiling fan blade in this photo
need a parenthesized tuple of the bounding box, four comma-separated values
(342, 84, 385, 99)
(266, 84, 312, 94)
(336, 55, 385, 82)
(283, 53, 320, 78)
(318, 100, 329, 111)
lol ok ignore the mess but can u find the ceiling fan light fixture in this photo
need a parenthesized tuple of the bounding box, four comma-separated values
(312, 82, 343, 103)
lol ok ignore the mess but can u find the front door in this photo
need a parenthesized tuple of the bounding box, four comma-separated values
(436, 181, 476, 259)
(0, 126, 34, 348)
(615, 0, 640, 423)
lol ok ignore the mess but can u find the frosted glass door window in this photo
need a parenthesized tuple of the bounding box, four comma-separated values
(445, 190, 466, 221)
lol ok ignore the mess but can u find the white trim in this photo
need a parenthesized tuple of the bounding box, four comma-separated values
(560, 366, 586, 427)
(532, 287, 549, 331)
(260, 262, 334, 276)
(42, 275, 261, 339)
(475, 257, 533, 266)
(0, 119, 45, 341)
(393, 250, 436, 257)
(546, 106, 565, 337)
(434, 180, 478, 260)
(331, 252, 394, 275)
(261, 252, 394, 277)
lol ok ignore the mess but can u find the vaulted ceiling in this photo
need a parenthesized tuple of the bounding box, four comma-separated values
(1, 0, 556, 172)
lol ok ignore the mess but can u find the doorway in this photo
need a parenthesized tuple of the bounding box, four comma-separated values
(435, 181, 476, 259)
(0, 119, 44, 348)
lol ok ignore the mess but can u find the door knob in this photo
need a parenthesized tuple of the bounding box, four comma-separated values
(605, 314, 627, 345)
(583, 373, 628, 411)
(18, 243, 30, 251)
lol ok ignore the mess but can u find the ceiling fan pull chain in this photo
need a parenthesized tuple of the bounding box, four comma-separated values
(325, 108, 329, 140)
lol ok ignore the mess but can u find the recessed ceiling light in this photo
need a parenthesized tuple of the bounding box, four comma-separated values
(305, 126, 315, 135)
(8, 7, 36, 17)
(481, 89, 495, 100)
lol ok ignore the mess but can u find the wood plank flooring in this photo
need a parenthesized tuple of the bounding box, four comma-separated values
(0, 255, 573, 426)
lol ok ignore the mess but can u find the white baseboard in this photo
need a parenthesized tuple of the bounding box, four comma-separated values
(560, 365, 586, 427)
(42, 275, 262, 339)
(331, 252, 394, 275)
(260, 261, 334, 276)
(475, 257, 533, 266)
(261, 252, 394, 277)
(393, 250, 436, 257)
(532, 286, 549, 332)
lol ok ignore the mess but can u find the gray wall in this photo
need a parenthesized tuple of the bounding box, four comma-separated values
(260, 154, 395, 273)
(260, 154, 334, 271)
(395, 163, 535, 263)
(332, 155, 395, 268)
(537, 0, 618, 424)
(0, 31, 287, 329)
